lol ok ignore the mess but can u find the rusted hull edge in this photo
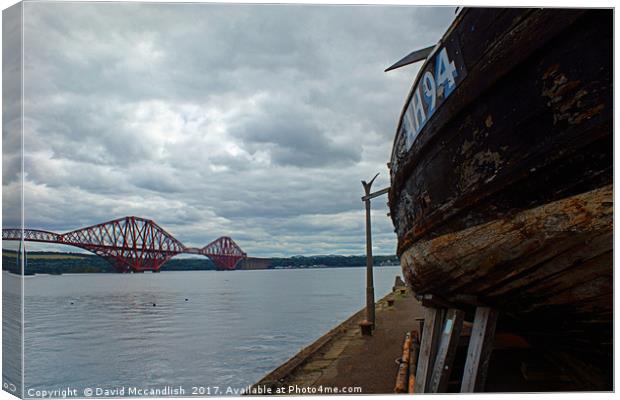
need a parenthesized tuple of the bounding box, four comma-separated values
(400, 184, 612, 335)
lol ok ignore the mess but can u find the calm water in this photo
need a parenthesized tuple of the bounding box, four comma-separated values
(3, 267, 401, 397)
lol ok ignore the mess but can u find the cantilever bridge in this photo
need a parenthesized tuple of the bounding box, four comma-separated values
(2, 216, 246, 272)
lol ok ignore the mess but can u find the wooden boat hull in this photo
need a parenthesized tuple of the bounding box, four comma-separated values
(387, 8, 613, 383)
(389, 9, 612, 250)
(400, 184, 612, 332)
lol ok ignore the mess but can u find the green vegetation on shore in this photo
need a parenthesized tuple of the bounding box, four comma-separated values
(2, 250, 399, 274)
(268, 254, 399, 269)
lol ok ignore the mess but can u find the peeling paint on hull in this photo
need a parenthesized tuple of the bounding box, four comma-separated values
(389, 9, 612, 252)
(388, 8, 612, 384)
(400, 185, 612, 318)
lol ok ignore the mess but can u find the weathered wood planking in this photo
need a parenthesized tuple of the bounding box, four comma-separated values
(429, 309, 464, 393)
(388, 8, 612, 388)
(389, 9, 612, 252)
(400, 184, 611, 306)
(399, 185, 612, 381)
(414, 308, 444, 393)
(460, 308, 498, 392)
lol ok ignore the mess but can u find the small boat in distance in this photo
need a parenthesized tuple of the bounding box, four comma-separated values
(387, 8, 612, 389)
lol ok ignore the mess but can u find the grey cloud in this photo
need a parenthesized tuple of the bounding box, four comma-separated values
(8, 2, 455, 256)
(3, 4, 23, 187)
(232, 105, 361, 168)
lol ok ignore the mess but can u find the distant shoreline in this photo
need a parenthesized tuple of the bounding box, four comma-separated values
(2, 264, 401, 278)
(2, 250, 399, 274)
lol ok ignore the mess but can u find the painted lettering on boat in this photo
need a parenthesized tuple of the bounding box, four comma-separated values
(392, 37, 467, 173)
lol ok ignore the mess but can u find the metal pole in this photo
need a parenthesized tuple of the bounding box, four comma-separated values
(362, 173, 379, 327)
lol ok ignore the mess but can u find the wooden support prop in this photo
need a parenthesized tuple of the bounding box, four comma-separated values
(394, 332, 413, 393)
(460, 307, 498, 393)
(408, 331, 420, 393)
(429, 308, 465, 393)
(415, 317, 425, 338)
(414, 307, 444, 393)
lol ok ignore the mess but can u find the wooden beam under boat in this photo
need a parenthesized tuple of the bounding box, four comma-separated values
(400, 184, 612, 351)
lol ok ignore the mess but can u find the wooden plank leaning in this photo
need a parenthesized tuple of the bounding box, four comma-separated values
(460, 307, 498, 392)
(429, 309, 465, 393)
(414, 307, 445, 393)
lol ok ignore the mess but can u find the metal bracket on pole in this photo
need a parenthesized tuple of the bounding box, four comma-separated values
(361, 187, 390, 202)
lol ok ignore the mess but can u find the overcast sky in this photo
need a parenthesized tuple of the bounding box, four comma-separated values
(4, 2, 455, 257)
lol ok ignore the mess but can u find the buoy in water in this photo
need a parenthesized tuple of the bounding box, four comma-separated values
(152, 303, 156, 307)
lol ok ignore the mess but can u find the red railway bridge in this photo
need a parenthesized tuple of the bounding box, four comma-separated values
(2, 216, 246, 272)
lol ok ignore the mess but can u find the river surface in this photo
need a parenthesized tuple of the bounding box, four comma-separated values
(3, 266, 401, 397)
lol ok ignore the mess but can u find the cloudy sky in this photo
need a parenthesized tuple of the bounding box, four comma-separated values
(4, 2, 455, 257)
